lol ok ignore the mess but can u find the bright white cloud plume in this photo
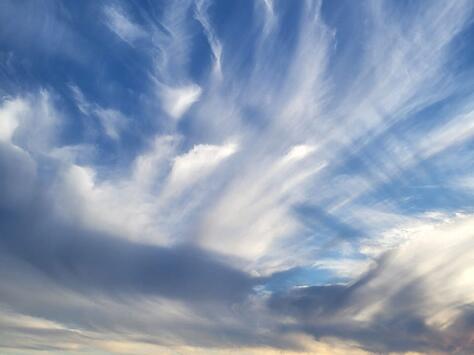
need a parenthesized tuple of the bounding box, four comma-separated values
(164, 142, 237, 197)
(0, 98, 24, 142)
(160, 84, 202, 119)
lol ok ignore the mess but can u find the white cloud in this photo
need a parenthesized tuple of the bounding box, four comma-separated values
(103, 5, 146, 45)
(198, 145, 325, 270)
(195, 0, 223, 78)
(261, 0, 276, 34)
(352, 214, 474, 328)
(132, 135, 178, 188)
(0, 91, 58, 152)
(281, 144, 317, 164)
(160, 84, 202, 120)
(312, 258, 372, 280)
(2, 1, 474, 352)
(0, 97, 26, 143)
(69, 84, 91, 115)
(4, 0, 472, 279)
(70, 84, 128, 140)
(163, 142, 237, 198)
(94, 107, 128, 140)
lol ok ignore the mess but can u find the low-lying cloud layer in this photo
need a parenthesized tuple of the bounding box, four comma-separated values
(0, 0, 473, 354)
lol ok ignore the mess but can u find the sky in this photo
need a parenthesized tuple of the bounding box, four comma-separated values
(0, 0, 474, 354)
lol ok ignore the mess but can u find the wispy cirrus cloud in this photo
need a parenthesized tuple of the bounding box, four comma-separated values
(103, 4, 147, 45)
(159, 83, 202, 119)
(0, 0, 474, 354)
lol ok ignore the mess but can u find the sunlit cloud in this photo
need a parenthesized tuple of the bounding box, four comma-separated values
(0, 0, 473, 354)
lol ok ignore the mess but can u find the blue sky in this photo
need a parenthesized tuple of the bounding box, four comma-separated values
(0, 1, 474, 354)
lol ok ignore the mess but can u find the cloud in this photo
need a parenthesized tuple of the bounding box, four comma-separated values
(1, 0, 474, 353)
(268, 214, 474, 353)
(103, 5, 146, 45)
(164, 142, 237, 197)
(0, 214, 255, 303)
(0, 92, 58, 153)
(70, 84, 128, 140)
(0, 97, 25, 142)
(94, 107, 128, 140)
(195, 0, 223, 78)
(160, 84, 202, 119)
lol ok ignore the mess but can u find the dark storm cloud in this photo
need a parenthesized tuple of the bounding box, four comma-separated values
(0, 143, 255, 304)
